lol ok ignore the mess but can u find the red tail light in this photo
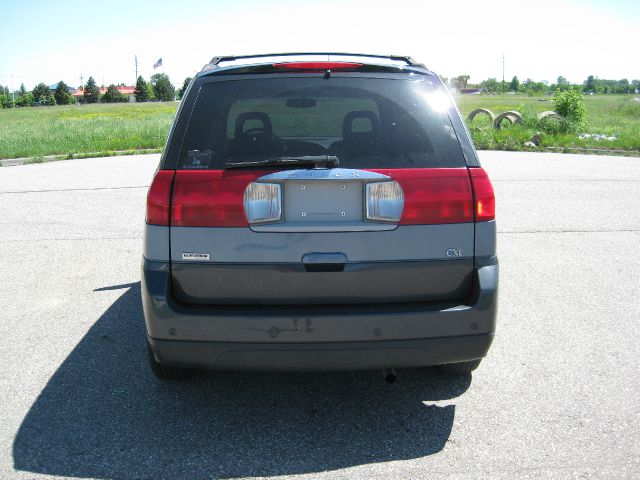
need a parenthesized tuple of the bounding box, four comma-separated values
(168, 168, 491, 227)
(372, 169, 473, 224)
(273, 62, 363, 71)
(146, 170, 175, 225)
(469, 168, 495, 221)
(171, 170, 269, 227)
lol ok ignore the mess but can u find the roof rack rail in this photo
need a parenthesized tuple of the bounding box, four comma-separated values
(207, 52, 425, 69)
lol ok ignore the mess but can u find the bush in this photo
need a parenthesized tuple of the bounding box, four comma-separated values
(15, 93, 33, 107)
(31, 82, 50, 104)
(553, 88, 587, 131)
(150, 73, 175, 101)
(54, 81, 75, 105)
(177, 77, 192, 99)
(0, 93, 14, 109)
(83, 77, 100, 104)
(540, 116, 566, 135)
(519, 105, 539, 129)
(517, 104, 568, 134)
(101, 84, 128, 103)
(134, 76, 151, 102)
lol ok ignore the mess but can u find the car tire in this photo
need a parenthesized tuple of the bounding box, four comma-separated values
(147, 343, 195, 380)
(439, 359, 482, 374)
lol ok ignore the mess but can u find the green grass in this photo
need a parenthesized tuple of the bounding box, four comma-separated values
(0, 102, 178, 159)
(455, 94, 640, 154)
(1, 94, 639, 160)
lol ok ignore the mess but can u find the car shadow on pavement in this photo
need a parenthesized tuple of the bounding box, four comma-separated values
(13, 282, 471, 479)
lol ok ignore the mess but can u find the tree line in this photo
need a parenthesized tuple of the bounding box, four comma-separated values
(3, 71, 635, 109)
(131, 75, 191, 103)
(445, 74, 639, 95)
(0, 74, 192, 109)
(0, 82, 71, 108)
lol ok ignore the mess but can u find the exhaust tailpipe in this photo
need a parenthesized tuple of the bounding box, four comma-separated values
(382, 367, 397, 384)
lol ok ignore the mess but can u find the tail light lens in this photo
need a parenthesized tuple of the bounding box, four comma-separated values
(171, 170, 264, 227)
(244, 183, 282, 224)
(167, 168, 491, 228)
(469, 168, 495, 221)
(146, 170, 175, 225)
(365, 181, 404, 223)
(372, 169, 474, 224)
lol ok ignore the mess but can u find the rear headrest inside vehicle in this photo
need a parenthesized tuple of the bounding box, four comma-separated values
(329, 110, 382, 158)
(234, 111, 273, 138)
(343, 110, 379, 142)
(229, 111, 283, 158)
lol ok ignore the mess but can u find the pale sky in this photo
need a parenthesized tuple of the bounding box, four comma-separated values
(0, 0, 637, 90)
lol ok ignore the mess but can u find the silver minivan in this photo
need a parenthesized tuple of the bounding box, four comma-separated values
(142, 53, 498, 380)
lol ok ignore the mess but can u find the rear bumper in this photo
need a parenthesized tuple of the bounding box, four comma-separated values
(142, 256, 498, 371)
(148, 333, 494, 371)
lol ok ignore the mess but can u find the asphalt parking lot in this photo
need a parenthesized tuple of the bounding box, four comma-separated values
(1, 151, 639, 479)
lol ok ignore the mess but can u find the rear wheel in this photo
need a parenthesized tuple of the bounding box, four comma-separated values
(147, 343, 195, 380)
(439, 359, 482, 374)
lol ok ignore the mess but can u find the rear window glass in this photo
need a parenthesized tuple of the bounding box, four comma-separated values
(178, 76, 465, 169)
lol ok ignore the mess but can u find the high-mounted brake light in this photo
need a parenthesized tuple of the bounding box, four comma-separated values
(469, 168, 495, 221)
(273, 62, 363, 71)
(146, 170, 175, 226)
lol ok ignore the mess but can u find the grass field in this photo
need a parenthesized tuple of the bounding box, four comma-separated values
(0, 94, 639, 160)
(456, 94, 640, 153)
(0, 102, 177, 160)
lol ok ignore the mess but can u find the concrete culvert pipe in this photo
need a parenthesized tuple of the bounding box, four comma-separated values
(494, 110, 524, 130)
(537, 111, 567, 127)
(467, 108, 496, 124)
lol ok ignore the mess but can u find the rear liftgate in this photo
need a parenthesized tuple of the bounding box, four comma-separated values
(165, 166, 486, 306)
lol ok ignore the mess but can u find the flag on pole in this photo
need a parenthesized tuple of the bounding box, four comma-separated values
(153, 58, 163, 69)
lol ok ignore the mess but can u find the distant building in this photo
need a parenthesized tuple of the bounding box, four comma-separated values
(459, 88, 482, 94)
(48, 82, 75, 93)
(71, 85, 136, 103)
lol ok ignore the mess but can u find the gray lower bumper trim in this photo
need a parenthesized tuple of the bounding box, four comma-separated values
(171, 258, 474, 305)
(149, 333, 494, 371)
(141, 256, 498, 344)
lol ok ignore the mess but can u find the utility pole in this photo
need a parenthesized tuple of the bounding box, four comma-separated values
(11, 75, 15, 104)
(135, 54, 138, 84)
(80, 74, 83, 88)
(502, 53, 505, 94)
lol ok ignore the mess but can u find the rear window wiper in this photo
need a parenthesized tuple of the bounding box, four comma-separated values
(225, 155, 339, 169)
